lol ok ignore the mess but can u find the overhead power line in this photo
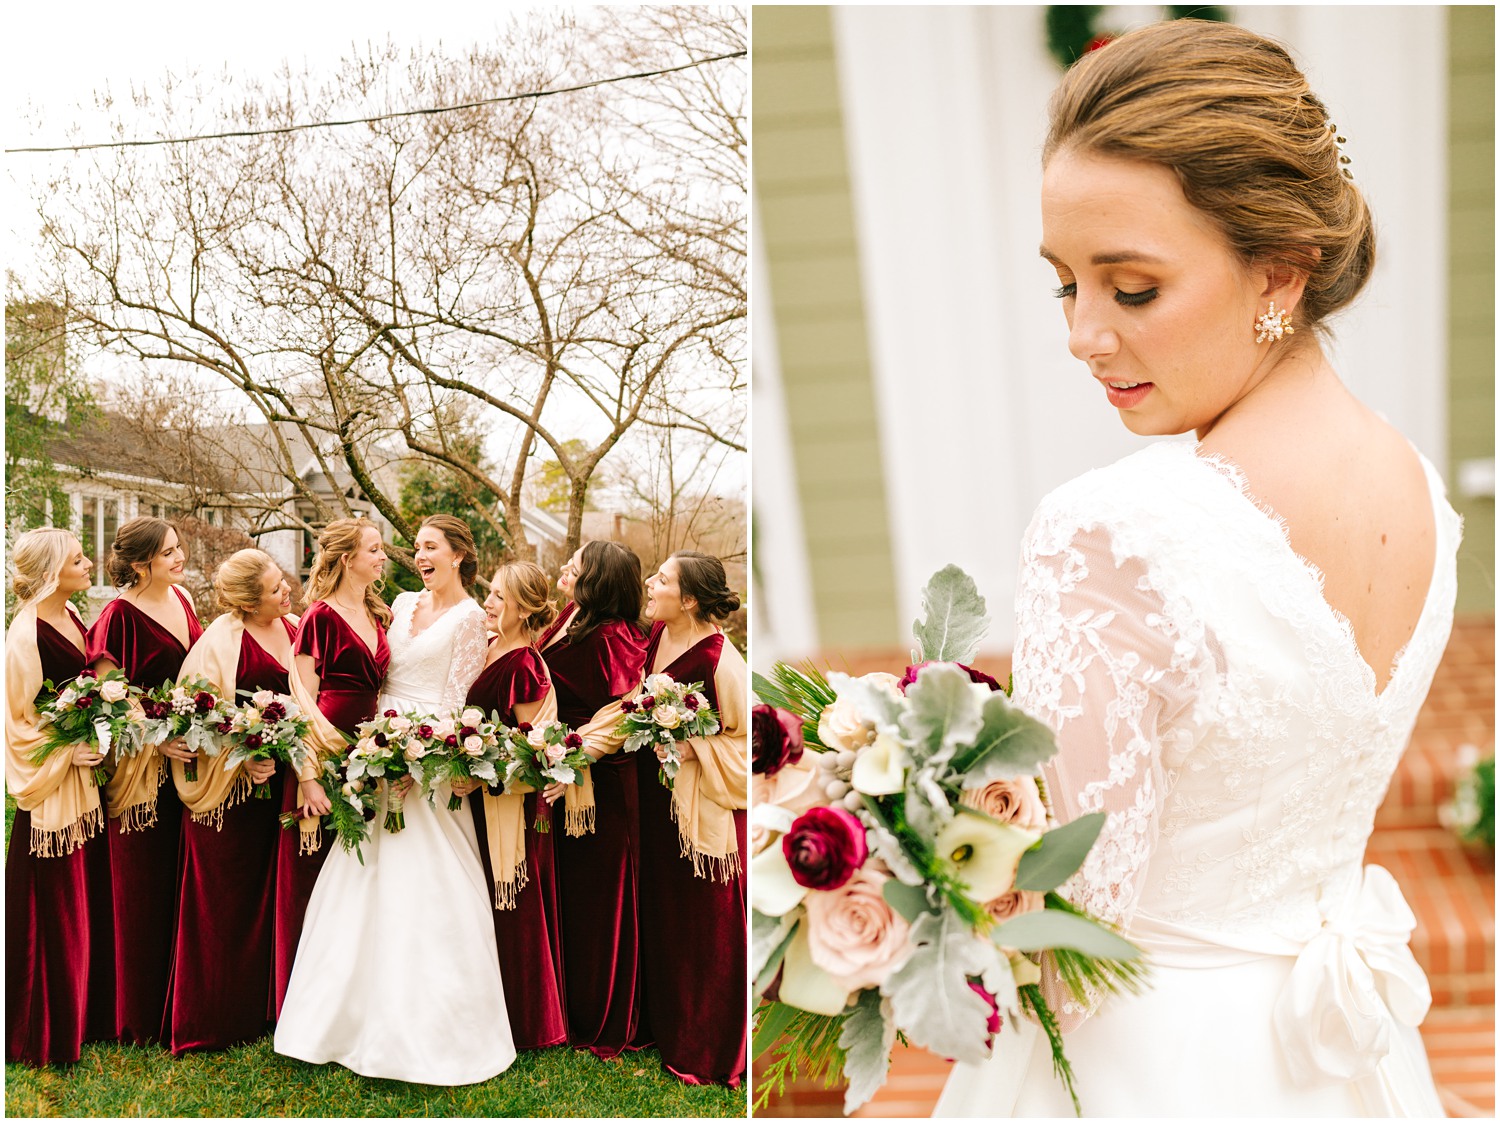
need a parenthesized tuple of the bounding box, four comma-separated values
(6, 50, 745, 155)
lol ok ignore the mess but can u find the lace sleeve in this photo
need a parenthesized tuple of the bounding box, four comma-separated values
(441, 606, 490, 714)
(1012, 521, 1202, 1025)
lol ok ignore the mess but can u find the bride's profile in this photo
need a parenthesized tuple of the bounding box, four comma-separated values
(935, 20, 1458, 1118)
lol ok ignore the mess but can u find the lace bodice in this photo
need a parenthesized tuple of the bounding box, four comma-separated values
(382, 591, 489, 714)
(1014, 441, 1460, 984)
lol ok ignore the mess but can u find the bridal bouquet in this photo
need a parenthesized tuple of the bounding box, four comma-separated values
(223, 689, 312, 799)
(613, 673, 721, 788)
(750, 567, 1146, 1116)
(279, 755, 379, 863)
(500, 720, 590, 832)
(140, 676, 237, 782)
(33, 668, 144, 785)
(343, 709, 419, 832)
(418, 706, 505, 811)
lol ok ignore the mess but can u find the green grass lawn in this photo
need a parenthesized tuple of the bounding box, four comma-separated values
(3, 796, 745, 1117)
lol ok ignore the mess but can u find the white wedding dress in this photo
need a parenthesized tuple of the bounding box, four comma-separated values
(274, 592, 515, 1085)
(937, 441, 1459, 1118)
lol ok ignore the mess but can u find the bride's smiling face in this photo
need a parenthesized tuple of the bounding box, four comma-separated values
(1040, 149, 1279, 438)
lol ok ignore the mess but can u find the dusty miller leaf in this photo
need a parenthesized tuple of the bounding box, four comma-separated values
(882, 907, 1003, 1064)
(912, 565, 990, 664)
(955, 691, 1059, 784)
(751, 910, 795, 982)
(901, 664, 986, 769)
(840, 989, 896, 1114)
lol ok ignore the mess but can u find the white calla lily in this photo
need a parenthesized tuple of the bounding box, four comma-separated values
(850, 731, 907, 796)
(778, 922, 854, 1016)
(933, 811, 1040, 901)
(749, 838, 809, 917)
(1010, 954, 1042, 989)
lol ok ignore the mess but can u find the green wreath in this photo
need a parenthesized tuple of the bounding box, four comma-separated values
(1045, 6, 1230, 69)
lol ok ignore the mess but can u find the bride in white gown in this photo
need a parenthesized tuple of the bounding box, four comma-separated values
(275, 517, 515, 1085)
(938, 22, 1456, 1118)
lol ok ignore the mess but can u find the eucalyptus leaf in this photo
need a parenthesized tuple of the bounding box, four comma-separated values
(751, 1000, 799, 1060)
(882, 908, 1003, 1064)
(840, 989, 896, 1114)
(1015, 813, 1105, 893)
(991, 907, 1142, 960)
(912, 565, 990, 664)
(954, 691, 1058, 783)
(882, 879, 932, 923)
(901, 664, 985, 768)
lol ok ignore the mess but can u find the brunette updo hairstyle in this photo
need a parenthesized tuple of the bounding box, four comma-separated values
(419, 514, 478, 587)
(302, 517, 392, 627)
(105, 516, 176, 589)
(1044, 20, 1375, 333)
(568, 540, 644, 642)
(214, 549, 281, 618)
(11, 528, 78, 609)
(669, 551, 741, 622)
(493, 561, 559, 640)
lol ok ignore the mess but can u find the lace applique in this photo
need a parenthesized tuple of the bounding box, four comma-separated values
(441, 606, 490, 713)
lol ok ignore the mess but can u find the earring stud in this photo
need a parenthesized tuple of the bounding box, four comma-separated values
(1254, 300, 1295, 343)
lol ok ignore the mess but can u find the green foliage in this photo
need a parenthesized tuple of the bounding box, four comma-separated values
(751, 664, 837, 747)
(751, 1004, 846, 1111)
(911, 566, 989, 665)
(838, 989, 895, 1114)
(1019, 983, 1080, 1116)
(395, 440, 508, 575)
(1039, 893, 1152, 1004)
(532, 439, 595, 514)
(1015, 812, 1105, 893)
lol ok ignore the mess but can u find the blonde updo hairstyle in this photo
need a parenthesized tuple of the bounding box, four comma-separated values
(1044, 20, 1375, 336)
(11, 528, 79, 610)
(493, 561, 558, 640)
(214, 549, 282, 618)
(419, 514, 479, 587)
(302, 517, 392, 627)
(105, 516, 176, 589)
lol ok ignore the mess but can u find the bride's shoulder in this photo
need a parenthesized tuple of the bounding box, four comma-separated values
(1030, 441, 1225, 546)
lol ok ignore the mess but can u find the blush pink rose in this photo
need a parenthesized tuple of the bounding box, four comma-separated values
(961, 777, 1049, 832)
(984, 889, 1045, 923)
(750, 756, 823, 853)
(803, 864, 913, 991)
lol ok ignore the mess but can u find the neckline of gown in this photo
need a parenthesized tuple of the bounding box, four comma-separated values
(646, 623, 722, 678)
(116, 588, 196, 654)
(243, 616, 297, 669)
(37, 610, 89, 658)
(400, 591, 479, 643)
(315, 599, 387, 665)
(1172, 440, 1447, 707)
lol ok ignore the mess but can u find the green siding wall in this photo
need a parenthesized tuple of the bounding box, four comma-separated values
(1448, 6, 1496, 615)
(754, 7, 900, 648)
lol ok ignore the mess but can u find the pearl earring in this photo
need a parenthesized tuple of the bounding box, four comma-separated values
(1254, 300, 1295, 344)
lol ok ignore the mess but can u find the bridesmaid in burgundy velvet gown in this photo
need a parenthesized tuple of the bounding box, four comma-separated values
(165, 550, 297, 1053)
(5, 530, 115, 1064)
(466, 561, 567, 1049)
(632, 553, 748, 1086)
(541, 541, 647, 1058)
(272, 518, 390, 1016)
(87, 517, 202, 1046)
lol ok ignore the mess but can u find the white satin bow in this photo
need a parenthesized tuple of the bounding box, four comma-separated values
(1272, 864, 1432, 1086)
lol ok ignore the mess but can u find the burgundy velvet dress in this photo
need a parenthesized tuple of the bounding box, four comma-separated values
(166, 618, 296, 1054)
(543, 617, 647, 1058)
(635, 623, 747, 1086)
(6, 613, 116, 1065)
(86, 586, 202, 1045)
(466, 645, 566, 1049)
(536, 600, 575, 649)
(272, 600, 389, 1017)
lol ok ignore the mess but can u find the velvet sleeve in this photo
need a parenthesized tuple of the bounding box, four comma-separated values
(684, 641, 749, 812)
(85, 600, 128, 672)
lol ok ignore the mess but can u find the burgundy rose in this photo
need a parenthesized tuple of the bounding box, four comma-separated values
(444, 735, 459, 747)
(263, 701, 287, 722)
(685, 694, 701, 711)
(898, 661, 1003, 694)
(639, 695, 656, 711)
(782, 806, 868, 890)
(564, 733, 584, 749)
(384, 709, 398, 718)
(516, 722, 533, 733)
(362, 804, 377, 822)
(417, 725, 434, 739)
(194, 691, 217, 713)
(245, 733, 264, 750)
(373, 732, 388, 747)
(460, 726, 476, 738)
(969, 980, 1002, 1045)
(752, 704, 805, 776)
(78, 669, 97, 680)
(217, 720, 234, 734)
(77, 693, 97, 709)
(620, 699, 638, 714)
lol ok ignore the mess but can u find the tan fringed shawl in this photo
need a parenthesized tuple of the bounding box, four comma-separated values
(484, 678, 556, 910)
(171, 613, 299, 829)
(579, 637, 749, 882)
(286, 649, 355, 855)
(4, 605, 105, 856)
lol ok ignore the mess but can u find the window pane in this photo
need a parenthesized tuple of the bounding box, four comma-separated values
(81, 497, 98, 585)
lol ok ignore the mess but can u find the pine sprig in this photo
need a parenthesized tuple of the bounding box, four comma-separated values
(1019, 983, 1080, 1116)
(751, 1005, 847, 1110)
(1044, 893, 1152, 1002)
(752, 663, 838, 747)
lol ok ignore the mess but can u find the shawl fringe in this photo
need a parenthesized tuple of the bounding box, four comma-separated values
(298, 817, 324, 856)
(29, 804, 104, 858)
(670, 785, 741, 883)
(564, 801, 596, 837)
(189, 771, 253, 830)
(493, 861, 530, 911)
(115, 796, 159, 834)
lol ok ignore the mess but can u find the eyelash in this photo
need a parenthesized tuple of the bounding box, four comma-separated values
(1051, 282, 1160, 308)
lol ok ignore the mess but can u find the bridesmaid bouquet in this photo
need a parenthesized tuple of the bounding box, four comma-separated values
(140, 676, 237, 783)
(344, 709, 419, 833)
(224, 689, 313, 799)
(613, 673, 721, 788)
(418, 706, 505, 811)
(279, 756, 379, 863)
(500, 720, 590, 832)
(33, 668, 144, 785)
(750, 567, 1147, 1116)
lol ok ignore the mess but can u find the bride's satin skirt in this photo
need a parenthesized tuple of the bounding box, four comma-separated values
(273, 778, 516, 1085)
(935, 952, 1443, 1117)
